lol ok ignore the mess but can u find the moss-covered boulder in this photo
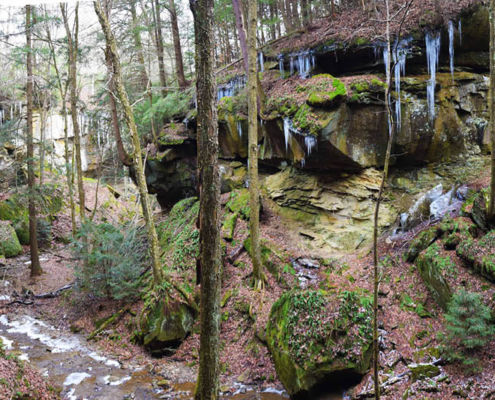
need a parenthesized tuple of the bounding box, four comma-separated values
(0, 221, 22, 258)
(471, 189, 490, 231)
(139, 297, 195, 354)
(457, 230, 495, 282)
(416, 243, 454, 310)
(266, 289, 373, 396)
(405, 227, 439, 263)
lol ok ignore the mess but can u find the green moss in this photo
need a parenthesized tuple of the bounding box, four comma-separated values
(306, 76, 347, 109)
(226, 189, 250, 219)
(266, 289, 373, 395)
(405, 226, 439, 262)
(156, 197, 200, 273)
(222, 213, 237, 241)
(350, 81, 369, 93)
(416, 243, 454, 309)
(158, 136, 185, 146)
(457, 230, 495, 281)
(0, 221, 22, 258)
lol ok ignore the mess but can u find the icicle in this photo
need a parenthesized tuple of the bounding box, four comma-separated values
(278, 54, 284, 75)
(448, 20, 455, 81)
(458, 20, 462, 46)
(283, 118, 292, 152)
(259, 52, 264, 72)
(237, 120, 242, 138)
(290, 56, 295, 75)
(300, 158, 305, 168)
(391, 38, 410, 131)
(426, 31, 441, 122)
(304, 135, 317, 156)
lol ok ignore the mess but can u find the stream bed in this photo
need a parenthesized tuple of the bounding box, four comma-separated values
(0, 312, 293, 400)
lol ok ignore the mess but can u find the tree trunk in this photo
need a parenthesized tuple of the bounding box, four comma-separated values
(232, 0, 248, 73)
(301, 0, 310, 26)
(167, 0, 187, 89)
(61, 3, 85, 224)
(489, 0, 495, 219)
(26, 5, 42, 277)
(152, 0, 168, 95)
(372, 1, 393, 399)
(190, 0, 222, 397)
(247, 0, 263, 287)
(130, 0, 149, 90)
(45, 12, 76, 236)
(94, 0, 163, 287)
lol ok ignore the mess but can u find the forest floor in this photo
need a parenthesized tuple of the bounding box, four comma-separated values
(1, 167, 495, 399)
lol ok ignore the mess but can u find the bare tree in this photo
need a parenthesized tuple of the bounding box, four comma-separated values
(61, 3, 85, 224)
(26, 5, 42, 277)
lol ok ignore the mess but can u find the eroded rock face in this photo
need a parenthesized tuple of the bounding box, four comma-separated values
(263, 167, 397, 253)
(265, 289, 372, 397)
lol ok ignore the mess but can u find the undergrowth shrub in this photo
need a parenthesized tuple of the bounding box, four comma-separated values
(71, 220, 149, 300)
(439, 289, 495, 372)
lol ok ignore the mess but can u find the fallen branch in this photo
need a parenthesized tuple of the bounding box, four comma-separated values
(34, 283, 74, 299)
(87, 306, 129, 340)
(227, 244, 244, 264)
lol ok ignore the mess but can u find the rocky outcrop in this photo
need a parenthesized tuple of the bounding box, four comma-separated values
(265, 289, 372, 397)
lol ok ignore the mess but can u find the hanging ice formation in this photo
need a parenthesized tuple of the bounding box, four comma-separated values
(279, 50, 315, 79)
(217, 75, 247, 101)
(425, 31, 441, 122)
(448, 20, 455, 80)
(382, 38, 411, 131)
(237, 120, 243, 138)
(283, 117, 292, 151)
(304, 135, 317, 156)
(278, 54, 284, 75)
(259, 52, 264, 72)
(0, 109, 4, 127)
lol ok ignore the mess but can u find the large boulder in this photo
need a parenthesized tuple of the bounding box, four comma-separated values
(139, 297, 195, 355)
(457, 230, 495, 282)
(0, 221, 22, 258)
(266, 289, 372, 397)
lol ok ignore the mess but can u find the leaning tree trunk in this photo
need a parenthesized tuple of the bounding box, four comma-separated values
(489, 0, 495, 219)
(61, 3, 85, 224)
(190, 0, 222, 397)
(247, 0, 263, 287)
(26, 5, 42, 277)
(94, 0, 163, 287)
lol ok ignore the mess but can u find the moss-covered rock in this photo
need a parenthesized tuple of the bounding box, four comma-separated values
(0, 221, 22, 258)
(457, 230, 495, 282)
(265, 289, 372, 396)
(226, 189, 250, 219)
(409, 363, 441, 382)
(139, 297, 195, 354)
(471, 189, 490, 231)
(405, 227, 439, 263)
(222, 212, 237, 241)
(416, 243, 454, 310)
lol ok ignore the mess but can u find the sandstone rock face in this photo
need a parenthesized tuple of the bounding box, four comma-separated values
(263, 167, 397, 253)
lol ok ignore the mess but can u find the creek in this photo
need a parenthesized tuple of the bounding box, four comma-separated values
(0, 311, 348, 400)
